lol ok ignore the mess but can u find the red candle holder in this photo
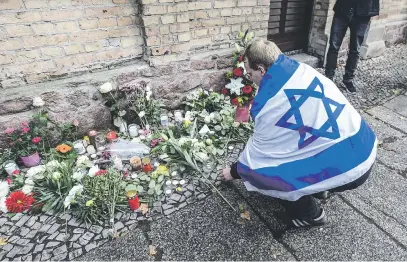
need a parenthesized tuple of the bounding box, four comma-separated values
(106, 131, 118, 143)
(143, 164, 153, 173)
(128, 195, 140, 211)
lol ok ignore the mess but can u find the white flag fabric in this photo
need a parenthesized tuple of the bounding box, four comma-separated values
(237, 55, 377, 201)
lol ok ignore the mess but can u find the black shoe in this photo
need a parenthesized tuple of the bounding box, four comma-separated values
(313, 191, 329, 200)
(343, 81, 356, 93)
(291, 209, 327, 228)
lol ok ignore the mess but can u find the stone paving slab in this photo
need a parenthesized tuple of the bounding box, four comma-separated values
(377, 137, 407, 173)
(367, 106, 407, 133)
(383, 95, 407, 117)
(230, 180, 407, 260)
(79, 185, 296, 261)
(361, 112, 405, 142)
(342, 164, 407, 247)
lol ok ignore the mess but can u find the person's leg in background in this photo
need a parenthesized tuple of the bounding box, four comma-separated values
(342, 16, 371, 92)
(325, 14, 350, 80)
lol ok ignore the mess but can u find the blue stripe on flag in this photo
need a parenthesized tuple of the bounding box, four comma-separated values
(250, 54, 300, 120)
(237, 119, 376, 192)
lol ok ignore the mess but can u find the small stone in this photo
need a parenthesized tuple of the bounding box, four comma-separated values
(69, 234, 81, 242)
(25, 216, 37, 227)
(39, 215, 49, 222)
(46, 241, 60, 248)
(184, 191, 193, 198)
(125, 220, 137, 226)
(130, 213, 138, 220)
(47, 223, 60, 234)
(89, 225, 103, 234)
(32, 222, 42, 230)
(186, 184, 194, 191)
(163, 208, 176, 216)
(72, 243, 81, 249)
(68, 218, 81, 227)
(165, 189, 172, 195)
(162, 204, 174, 210)
(101, 229, 112, 239)
(22, 254, 32, 261)
(41, 250, 52, 261)
(82, 232, 95, 241)
(15, 215, 30, 227)
(10, 213, 23, 221)
(54, 244, 67, 255)
(48, 231, 59, 240)
(85, 242, 98, 252)
(54, 252, 67, 261)
(170, 193, 182, 202)
(197, 193, 206, 200)
(0, 218, 7, 227)
(7, 246, 22, 258)
(115, 212, 123, 220)
(20, 243, 34, 255)
(73, 228, 85, 234)
(56, 233, 70, 241)
(34, 244, 44, 253)
(69, 248, 83, 260)
(26, 229, 38, 239)
(178, 202, 188, 209)
(2, 244, 13, 251)
(172, 180, 179, 185)
(179, 179, 186, 185)
(165, 180, 172, 186)
(114, 221, 125, 230)
(179, 196, 186, 202)
(0, 225, 10, 233)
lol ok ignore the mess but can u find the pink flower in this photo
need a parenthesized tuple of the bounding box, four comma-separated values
(5, 127, 15, 135)
(12, 170, 20, 175)
(6, 178, 12, 185)
(22, 127, 30, 133)
(21, 122, 29, 127)
(73, 119, 79, 127)
(32, 137, 41, 144)
(18, 138, 22, 142)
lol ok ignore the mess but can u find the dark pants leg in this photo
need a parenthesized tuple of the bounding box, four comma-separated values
(279, 168, 372, 220)
(343, 16, 370, 83)
(325, 14, 350, 80)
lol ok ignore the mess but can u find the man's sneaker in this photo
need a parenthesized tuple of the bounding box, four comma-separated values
(343, 81, 356, 93)
(313, 191, 329, 200)
(291, 209, 327, 228)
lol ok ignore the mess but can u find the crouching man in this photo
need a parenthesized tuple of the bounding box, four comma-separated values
(223, 39, 377, 228)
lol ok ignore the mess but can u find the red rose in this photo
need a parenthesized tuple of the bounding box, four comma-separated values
(242, 86, 252, 94)
(233, 68, 243, 77)
(12, 170, 20, 175)
(32, 137, 41, 144)
(22, 127, 30, 133)
(221, 88, 230, 95)
(231, 98, 239, 105)
(238, 56, 243, 62)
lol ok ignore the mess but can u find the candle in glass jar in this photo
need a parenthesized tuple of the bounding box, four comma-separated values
(128, 124, 139, 138)
(73, 140, 86, 155)
(160, 114, 168, 127)
(174, 110, 183, 122)
(88, 130, 97, 148)
(106, 131, 118, 143)
(4, 161, 19, 176)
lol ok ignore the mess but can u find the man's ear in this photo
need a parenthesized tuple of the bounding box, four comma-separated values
(259, 66, 266, 76)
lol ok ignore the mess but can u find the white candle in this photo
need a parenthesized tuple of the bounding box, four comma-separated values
(4, 161, 18, 176)
(174, 110, 183, 122)
(128, 124, 139, 137)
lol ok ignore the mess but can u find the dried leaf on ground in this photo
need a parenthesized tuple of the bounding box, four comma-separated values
(139, 203, 149, 215)
(240, 210, 250, 220)
(0, 237, 8, 245)
(149, 245, 157, 256)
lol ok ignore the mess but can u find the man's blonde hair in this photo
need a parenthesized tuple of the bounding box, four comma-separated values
(244, 39, 282, 70)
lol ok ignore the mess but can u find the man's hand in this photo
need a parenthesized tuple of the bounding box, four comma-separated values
(222, 168, 234, 181)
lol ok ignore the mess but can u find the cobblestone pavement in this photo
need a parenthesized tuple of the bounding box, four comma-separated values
(1, 44, 407, 261)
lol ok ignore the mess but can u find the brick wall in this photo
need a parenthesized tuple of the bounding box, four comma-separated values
(140, 0, 270, 66)
(0, 0, 144, 88)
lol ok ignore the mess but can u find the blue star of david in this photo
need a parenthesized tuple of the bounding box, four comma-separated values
(276, 77, 345, 149)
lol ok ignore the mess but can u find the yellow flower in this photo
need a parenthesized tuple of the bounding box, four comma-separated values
(85, 199, 94, 207)
(176, 186, 183, 193)
(84, 136, 89, 142)
(126, 190, 137, 198)
(156, 165, 168, 175)
(183, 120, 191, 127)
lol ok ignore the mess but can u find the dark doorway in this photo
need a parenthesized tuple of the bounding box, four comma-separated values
(267, 0, 314, 52)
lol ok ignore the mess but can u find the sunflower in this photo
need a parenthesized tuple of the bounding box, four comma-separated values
(56, 144, 72, 153)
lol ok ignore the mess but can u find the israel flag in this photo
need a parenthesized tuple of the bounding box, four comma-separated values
(237, 55, 377, 201)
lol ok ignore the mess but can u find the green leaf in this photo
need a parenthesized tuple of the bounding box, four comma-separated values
(217, 149, 225, 155)
(157, 175, 164, 183)
(149, 180, 156, 189)
(147, 188, 155, 195)
(214, 125, 222, 131)
(137, 185, 144, 193)
(125, 184, 138, 192)
(155, 189, 163, 196)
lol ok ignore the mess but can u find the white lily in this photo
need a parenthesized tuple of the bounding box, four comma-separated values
(225, 78, 244, 96)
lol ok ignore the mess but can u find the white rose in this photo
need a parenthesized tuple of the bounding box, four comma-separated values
(0, 197, 7, 213)
(88, 165, 99, 177)
(0, 181, 9, 198)
(22, 185, 34, 195)
(138, 111, 145, 118)
(99, 82, 113, 93)
(46, 160, 60, 170)
(32, 97, 45, 107)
